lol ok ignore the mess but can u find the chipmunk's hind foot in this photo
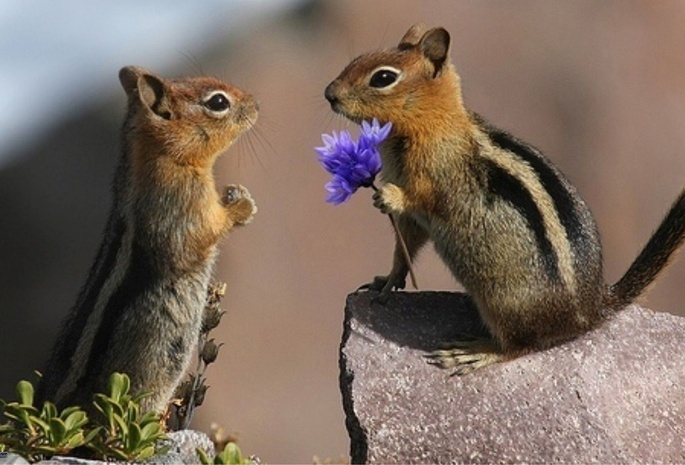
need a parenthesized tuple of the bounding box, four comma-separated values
(426, 336, 504, 376)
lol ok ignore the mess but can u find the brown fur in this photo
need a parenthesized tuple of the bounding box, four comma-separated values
(37, 67, 257, 413)
(325, 25, 685, 374)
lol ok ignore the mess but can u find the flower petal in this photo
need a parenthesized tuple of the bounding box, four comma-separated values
(325, 175, 357, 205)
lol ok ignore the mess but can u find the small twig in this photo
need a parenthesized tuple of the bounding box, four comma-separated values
(371, 184, 418, 289)
(182, 340, 206, 429)
(387, 213, 419, 289)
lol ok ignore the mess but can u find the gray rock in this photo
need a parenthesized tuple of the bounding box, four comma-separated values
(0, 453, 30, 465)
(37, 457, 106, 465)
(31, 429, 213, 465)
(340, 291, 685, 464)
(163, 429, 215, 463)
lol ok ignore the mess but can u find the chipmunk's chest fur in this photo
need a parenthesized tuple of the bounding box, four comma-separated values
(130, 160, 225, 271)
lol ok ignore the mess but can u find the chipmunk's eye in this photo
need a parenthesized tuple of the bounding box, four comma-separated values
(203, 91, 231, 115)
(369, 67, 401, 89)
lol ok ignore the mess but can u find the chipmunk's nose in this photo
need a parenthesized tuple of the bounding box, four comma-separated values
(324, 82, 339, 106)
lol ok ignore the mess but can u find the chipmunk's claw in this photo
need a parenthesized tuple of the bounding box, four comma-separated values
(425, 337, 503, 375)
(356, 274, 406, 304)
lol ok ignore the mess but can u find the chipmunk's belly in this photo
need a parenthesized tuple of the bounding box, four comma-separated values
(427, 202, 554, 297)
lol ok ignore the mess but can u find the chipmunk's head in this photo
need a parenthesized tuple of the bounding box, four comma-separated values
(325, 24, 465, 136)
(119, 66, 258, 167)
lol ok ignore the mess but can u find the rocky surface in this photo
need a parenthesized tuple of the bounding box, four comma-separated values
(340, 291, 685, 464)
(19, 429, 214, 465)
(1, 453, 30, 465)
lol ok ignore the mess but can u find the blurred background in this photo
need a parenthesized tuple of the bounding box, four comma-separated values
(1, 1, 684, 462)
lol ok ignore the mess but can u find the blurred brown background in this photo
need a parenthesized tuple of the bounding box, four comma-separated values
(1, 1, 684, 463)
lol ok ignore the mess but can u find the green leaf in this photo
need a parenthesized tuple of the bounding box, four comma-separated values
(111, 413, 128, 436)
(109, 447, 131, 461)
(60, 405, 83, 419)
(30, 416, 51, 437)
(226, 442, 244, 464)
(63, 410, 88, 431)
(109, 399, 125, 419)
(124, 402, 139, 424)
(40, 402, 58, 421)
(84, 426, 102, 444)
(135, 444, 155, 461)
(48, 417, 67, 444)
(66, 431, 86, 449)
(1, 404, 22, 420)
(216, 442, 245, 465)
(138, 411, 158, 426)
(126, 422, 141, 451)
(139, 421, 161, 441)
(109, 372, 130, 402)
(16, 381, 34, 407)
(92, 394, 111, 417)
(197, 447, 212, 465)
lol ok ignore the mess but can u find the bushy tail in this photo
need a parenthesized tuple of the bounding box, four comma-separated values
(608, 189, 685, 308)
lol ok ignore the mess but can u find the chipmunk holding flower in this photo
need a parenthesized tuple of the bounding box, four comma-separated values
(36, 66, 257, 413)
(324, 23, 685, 374)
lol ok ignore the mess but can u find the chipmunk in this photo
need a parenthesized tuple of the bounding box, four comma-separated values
(36, 66, 258, 413)
(325, 24, 685, 374)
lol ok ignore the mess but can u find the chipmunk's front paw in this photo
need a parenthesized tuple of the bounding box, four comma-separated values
(222, 184, 257, 225)
(373, 183, 406, 214)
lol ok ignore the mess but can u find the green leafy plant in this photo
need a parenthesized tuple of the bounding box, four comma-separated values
(0, 373, 168, 463)
(0, 379, 93, 462)
(87, 372, 168, 461)
(197, 441, 255, 465)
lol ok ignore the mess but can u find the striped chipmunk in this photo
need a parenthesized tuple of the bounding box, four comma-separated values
(36, 66, 258, 413)
(324, 24, 685, 374)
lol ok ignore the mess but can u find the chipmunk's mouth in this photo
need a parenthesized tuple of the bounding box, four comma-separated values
(327, 101, 362, 125)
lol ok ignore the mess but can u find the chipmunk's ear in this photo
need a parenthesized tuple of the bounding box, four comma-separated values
(419, 27, 450, 77)
(119, 66, 174, 120)
(398, 23, 427, 49)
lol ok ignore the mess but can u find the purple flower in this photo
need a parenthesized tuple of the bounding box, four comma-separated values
(325, 174, 355, 205)
(315, 118, 392, 205)
(359, 118, 393, 148)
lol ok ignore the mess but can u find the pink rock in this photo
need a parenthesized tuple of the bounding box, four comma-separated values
(340, 291, 685, 464)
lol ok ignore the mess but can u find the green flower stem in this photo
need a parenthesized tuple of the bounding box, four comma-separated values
(371, 184, 419, 290)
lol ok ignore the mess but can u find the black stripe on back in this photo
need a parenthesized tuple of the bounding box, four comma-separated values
(78, 237, 155, 387)
(487, 127, 585, 244)
(66, 216, 126, 349)
(36, 214, 126, 402)
(482, 158, 561, 283)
